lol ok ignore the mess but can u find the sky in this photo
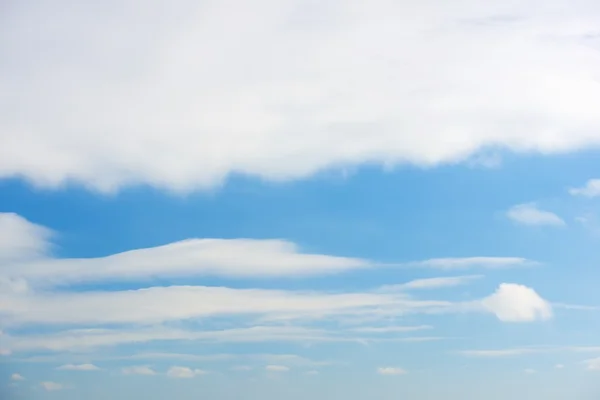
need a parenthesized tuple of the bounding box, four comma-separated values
(3, 0, 600, 399)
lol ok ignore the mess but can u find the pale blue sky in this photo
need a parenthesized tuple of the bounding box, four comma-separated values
(3, 1, 600, 399)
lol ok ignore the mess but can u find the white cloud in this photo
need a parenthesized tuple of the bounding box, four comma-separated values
(524, 368, 536, 374)
(10, 373, 24, 381)
(2, 326, 359, 353)
(3, 1, 600, 192)
(8, 238, 368, 283)
(57, 363, 100, 371)
(305, 370, 319, 375)
(40, 381, 63, 391)
(415, 257, 532, 270)
(394, 275, 482, 290)
(377, 367, 407, 375)
(0, 213, 53, 262)
(265, 365, 290, 372)
(584, 357, 600, 370)
(569, 179, 600, 197)
(506, 203, 565, 227)
(555, 364, 565, 369)
(351, 325, 432, 334)
(481, 283, 553, 322)
(459, 348, 546, 357)
(0, 285, 401, 327)
(121, 366, 157, 376)
(167, 366, 207, 378)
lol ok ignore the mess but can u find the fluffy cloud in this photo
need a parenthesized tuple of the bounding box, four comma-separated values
(40, 381, 63, 391)
(10, 373, 24, 381)
(3, 1, 600, 192)
(265, 365, 290, 372)
(121, 366, 157, 376)
(167, 366, 206, 378)
(57, 363, 100, 371)
(569, 179, 600, 197)
(506, 203, 565, 227)
(481, 283, 553, 322)
(377, 367, 407, 375)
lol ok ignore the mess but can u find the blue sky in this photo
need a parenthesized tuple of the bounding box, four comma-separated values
(3, 1, 600, 399)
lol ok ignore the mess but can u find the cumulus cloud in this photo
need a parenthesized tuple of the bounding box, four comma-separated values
(57, 363, 99, 371)
(481, 283, 553, 322)
(3, 0, 600, 192)
(265, 365, 290, 372)
(569, 179, 600, 197)
(40, 381, 63, 391)
(377, 367, 407, 375)
(167, 366, 206, 378)
(506, 203, 565, 226)
(121, 366, 157, 376)
(10, 373, 24, 381)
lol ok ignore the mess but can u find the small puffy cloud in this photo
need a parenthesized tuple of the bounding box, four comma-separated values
(265, 365, 289, 372)
(57, 363, 99, 371)
(121, 366, 156, 376)
(41, 381, 63, 391)
(569, 179, 600, 198)
(167, 366, 207, 378)
(481, 283, 553, 322)
(377, 367, 407, 375)
(506, 203, 565, 227)
(524, 368, 536, 374)
(10, 373, 25, 381)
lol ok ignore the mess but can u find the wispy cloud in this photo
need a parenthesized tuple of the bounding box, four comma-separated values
(383, 275, 482, 290)
(57, 363, 100, 371)
(413, 257, 533, 270)
(506, 203, 565, 227)
(265, 365, 290, 372)
(569, 179, 600, 198)
(377, 367, 407, 375)
(166, 366, 207, 378)
(41, 381, 63, 391)
(121, 366, 157, 376)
